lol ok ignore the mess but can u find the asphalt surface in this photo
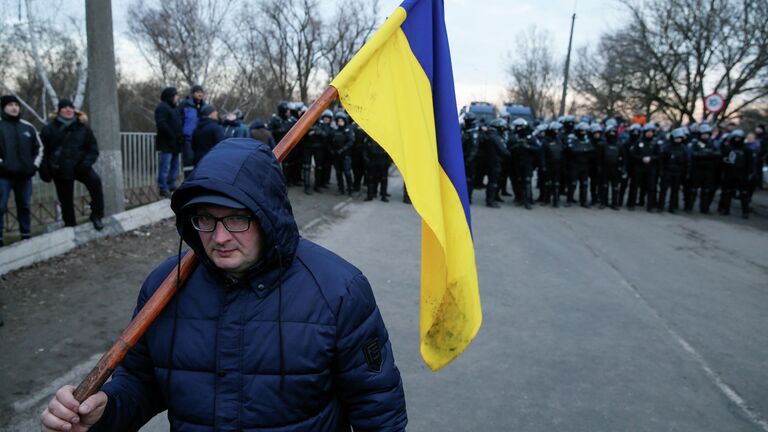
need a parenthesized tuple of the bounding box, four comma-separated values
(313, 178, 768, 432)
(3, 174, 767, 431)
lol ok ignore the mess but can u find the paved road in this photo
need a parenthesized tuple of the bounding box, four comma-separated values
(6, 175, 768, 431)
(310, 179, 768, 432)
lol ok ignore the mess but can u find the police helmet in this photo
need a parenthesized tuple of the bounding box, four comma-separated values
(590, 123, 603, 133)
(730, 129, 745, 138)
(490, 118, 508, 130)
(534, 124, 547, 135)
(574, 122, 590, 132)
(629, 124, 642, 132)
(563, 115, 576, 123)
(334, 111, 349, 121)
(698, 123, 713, 134)
(512, 118, 528, 128)
(605, 118, 618, 129)
(548, 121, 563, 131)
(642, 123, 657, 132)
(670, 128, 687, 139)
(321, 109, 333, 119)
(277, 100, 290, 113)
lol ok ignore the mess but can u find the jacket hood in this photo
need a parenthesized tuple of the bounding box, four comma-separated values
(161, 87, 178, 105)
(49, 111, 88, 124)
(171, 138, 299, 283)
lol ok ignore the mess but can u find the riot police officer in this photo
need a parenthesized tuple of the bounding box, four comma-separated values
(508, 118, 540, 209)
(462, 112, 481, 204)
(589, 123, 604, 205)
(658, 127, 689, 213)
(559, 115, 576, 196)
(718, 129, 753, 218)
(330, 111, 355, 195)
(685, 123, 719, 213)
(627, 123, 662, 211)
(302, 109, 333, 194)
(565, 122, 595, 207)
(597, 125, 626, 210)
(269, 101, 297, 185)
(533, 124, 549, 203)
(363, 135, 391, 202)
(620, 124, 642, 206)
(541, 121, 564, 207)
(481, 118, 512, 208)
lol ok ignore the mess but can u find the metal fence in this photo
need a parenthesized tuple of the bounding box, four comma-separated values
(3, 132, 162, 235)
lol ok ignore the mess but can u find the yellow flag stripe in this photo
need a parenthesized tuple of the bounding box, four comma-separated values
(331, 6, 481, 371)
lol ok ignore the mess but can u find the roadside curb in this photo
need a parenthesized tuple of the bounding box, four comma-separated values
(0, 199, 174, 276)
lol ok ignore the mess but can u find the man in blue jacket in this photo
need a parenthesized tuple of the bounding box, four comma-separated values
(41, 138, 408, 432)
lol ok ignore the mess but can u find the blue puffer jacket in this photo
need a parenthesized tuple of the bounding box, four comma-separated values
(96, 138, 407, 431)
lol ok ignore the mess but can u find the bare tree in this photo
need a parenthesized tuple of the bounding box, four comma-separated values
(282, 0, 325, 103)
(620, 0, 768, 122)
(322, 0, 379, 80)
(224, 0, 297, 118)
(505, 26, 560, 119)
(127, 0, 233, 88)
(0, 0, 88, 124)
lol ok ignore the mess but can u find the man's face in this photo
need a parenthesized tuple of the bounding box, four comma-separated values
(196, 205, 264, 278)
(173, 94, 181, 105)
(322, 116, 331, 125)
(336, 118, 346, 128)
(3, 102, 20, 117)
(226, 112, 237, 122)
(644, 130, 654, 139)
(193, 90, 204, 102)
(59, 106, 75, 120)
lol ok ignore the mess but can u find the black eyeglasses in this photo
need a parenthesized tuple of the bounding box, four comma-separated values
(190, 214, 253, 232)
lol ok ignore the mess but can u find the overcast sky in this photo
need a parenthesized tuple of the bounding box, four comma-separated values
(10, 0, 630, 108)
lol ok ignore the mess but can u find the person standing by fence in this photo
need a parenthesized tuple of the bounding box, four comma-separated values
(154, 87, 182, 198)
(0, 95, 41, 246)
(39, 99, 104, 231)
(180, 85, 206, 177)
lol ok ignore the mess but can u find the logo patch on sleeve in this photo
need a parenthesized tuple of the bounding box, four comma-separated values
(362, 338, 383, 372)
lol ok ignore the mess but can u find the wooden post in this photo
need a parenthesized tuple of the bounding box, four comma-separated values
(73, 86, 340, 402)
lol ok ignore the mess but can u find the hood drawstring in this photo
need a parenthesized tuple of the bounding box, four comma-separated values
(165, 235, 185, 398)
(277, 248, 286, 390)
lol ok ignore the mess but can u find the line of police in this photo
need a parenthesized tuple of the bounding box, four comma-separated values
(462, 114, 755, 218)
(266, 101, 392, 202)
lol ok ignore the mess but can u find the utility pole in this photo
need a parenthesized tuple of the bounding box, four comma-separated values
(85, 0, 124, 216)
(559, 13, 576, 117)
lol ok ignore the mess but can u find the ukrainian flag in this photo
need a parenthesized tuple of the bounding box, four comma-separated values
(331, 0, 481, 371)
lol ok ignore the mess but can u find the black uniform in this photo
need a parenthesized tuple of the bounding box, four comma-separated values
(566, 132, 595, 207)
(364, 136, 390, 201)
(598, 132, 626, 209)
(589, 131, 603, 205)
(718, 135, 753, 217)
(461, 123, 480, 204)
(330, 123, 355, 195)
(269, 110, 298, 184)
(302, 120, 331, 193)
(628, 136, 661, 211)
(619, 129, 641, 206)
(658, 140, 688, 212)
(351, 123, 367, 193)
(509, 129, 541, 209)
(480, 125, 511, 207)
(541, 132, 564, 207)
(684, 136, 720, 213)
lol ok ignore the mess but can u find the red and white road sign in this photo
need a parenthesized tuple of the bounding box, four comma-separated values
(704, 93, 725, 113)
